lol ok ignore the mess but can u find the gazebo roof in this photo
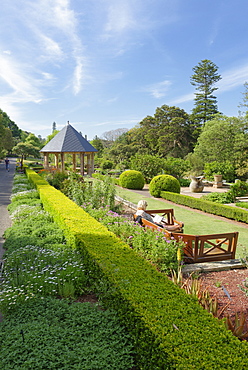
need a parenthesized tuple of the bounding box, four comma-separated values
(40, 123, 97, 153)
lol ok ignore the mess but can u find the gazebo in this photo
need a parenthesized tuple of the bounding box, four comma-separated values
(40, 122, 97, 176)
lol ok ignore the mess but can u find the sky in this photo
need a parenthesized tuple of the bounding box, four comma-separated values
(1, 0, 248, 140)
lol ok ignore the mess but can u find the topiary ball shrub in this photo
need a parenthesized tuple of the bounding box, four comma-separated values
(119, 170, 145, 190)
(149, 174, 180, 197)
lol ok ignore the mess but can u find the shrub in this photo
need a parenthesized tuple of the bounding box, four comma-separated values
(162, 157, 191, 179)
(119, 170, 145, 190)
(201, 191, 235, 204)
(230, 180, 248, 197)
(129, 154, 165, 183)
(45, 171, 68, 189)
(101, 159, 114, 170)
(149, 174, 180, 197)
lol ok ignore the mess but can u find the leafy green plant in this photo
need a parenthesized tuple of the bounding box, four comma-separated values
(62, 174, 117, 211)
(0, 297, 134, 370)
(149, 174, 180, 197)
(201, 191, 235, 204)
(230, 180, 248, 197)
(119, 170, 145, 190)
(45, 171, 69, 189)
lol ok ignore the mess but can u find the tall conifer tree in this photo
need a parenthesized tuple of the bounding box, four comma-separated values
(190, 59, 221, 125)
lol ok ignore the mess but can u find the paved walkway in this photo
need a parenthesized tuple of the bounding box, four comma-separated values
(0, 158, 16, 260)
(0, 158, 16, 322)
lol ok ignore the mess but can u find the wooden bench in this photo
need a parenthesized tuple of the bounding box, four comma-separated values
(134, 209, 184, 233)
(171, 231, 239, 264)
(134, 209, 238, 264)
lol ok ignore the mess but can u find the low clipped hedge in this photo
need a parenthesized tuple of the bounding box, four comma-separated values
(161, 191, 248, 223)
(119, 170, 144, 190)
(26, 169, 248, 369)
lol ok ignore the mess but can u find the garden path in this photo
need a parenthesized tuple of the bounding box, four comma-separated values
(0, 158, 16, 322)
(0, 158, 16, 260)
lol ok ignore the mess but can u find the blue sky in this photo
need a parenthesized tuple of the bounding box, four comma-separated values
(1, 0, 248, 140)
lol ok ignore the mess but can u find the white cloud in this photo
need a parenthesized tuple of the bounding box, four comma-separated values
(105, 2, 136, 34)
(217, 63, 248, 92)
(0, 55, 41, 101)
(142, 80, 172, 99)
(168, 92, 194, 105)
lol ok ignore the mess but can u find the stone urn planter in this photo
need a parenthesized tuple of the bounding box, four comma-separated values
(213, 174, 223, 188)
(189, 176, 204, 193)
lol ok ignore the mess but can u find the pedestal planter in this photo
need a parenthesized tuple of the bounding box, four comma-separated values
(213, 175, 223, 188)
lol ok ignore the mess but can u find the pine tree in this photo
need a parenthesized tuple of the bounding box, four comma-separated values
(190, 59, 221, 125)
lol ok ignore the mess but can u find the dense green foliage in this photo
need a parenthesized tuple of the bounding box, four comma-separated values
(26, 168, 248, 369)
(130, 154, 165, 183)
(204, 161, 236, 182)
(119, 170, 145, 189)
(149, 174, 180, 197)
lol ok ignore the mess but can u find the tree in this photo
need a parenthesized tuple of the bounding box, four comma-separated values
(101, 128, 128, 147)
(52, 121, 57, 132)
(12, 142, 41, 165)
(193, 115, 248, 178)
(0, 108, 21, 139)
(136, 105, 196, 158)
(0, 113, 14, 157)
(190, 59, 221, 125)
(25, 133, 43, 149)
(90, 136, 104, 156)
(239, 82, 248, 115)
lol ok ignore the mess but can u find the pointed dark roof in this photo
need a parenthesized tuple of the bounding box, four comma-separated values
(40, 123, 97, 153)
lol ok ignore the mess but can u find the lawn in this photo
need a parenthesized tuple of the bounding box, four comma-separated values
(115, 186, 248, 256)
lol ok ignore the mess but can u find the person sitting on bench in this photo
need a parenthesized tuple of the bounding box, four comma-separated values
(135, 200, 183, 232)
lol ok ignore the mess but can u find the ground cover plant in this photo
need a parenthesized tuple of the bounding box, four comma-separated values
(0, 298, 134, 370)
(0, 173, 135, 369)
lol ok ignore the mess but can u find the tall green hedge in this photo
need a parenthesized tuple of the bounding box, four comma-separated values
(26, 169, 248, 369)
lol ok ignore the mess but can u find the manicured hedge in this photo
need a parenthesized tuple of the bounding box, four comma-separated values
(161, 191, 248, 224)
(26, 169, 248, 369)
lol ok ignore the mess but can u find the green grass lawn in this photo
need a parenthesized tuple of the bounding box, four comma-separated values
(116, 186, 248, 257)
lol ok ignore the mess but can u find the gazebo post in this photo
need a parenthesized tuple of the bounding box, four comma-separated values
(44, 153, 49, 169)
(55, 153, 59, 169)
(90, 153, 94, 175)
(80, 153, 84, 176)
(61, 153, 65, 172)
(86, 154, 90, 175)
(72, 153, 76, 172)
